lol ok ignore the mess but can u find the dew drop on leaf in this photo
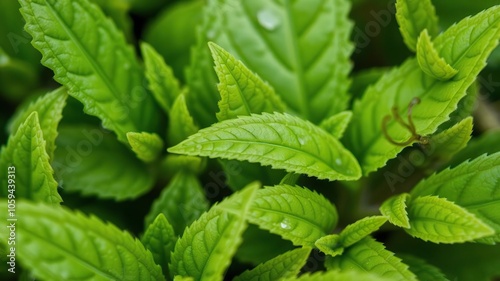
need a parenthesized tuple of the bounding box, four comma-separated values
(280, 218, 292, 230)
(257, 9, 281, 31)
(335, 158, 343, 166)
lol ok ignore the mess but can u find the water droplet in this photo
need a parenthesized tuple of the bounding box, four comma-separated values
(257, 9, 281, 31)
(335, 158, 342, 166)
(280, 219, 292, 230)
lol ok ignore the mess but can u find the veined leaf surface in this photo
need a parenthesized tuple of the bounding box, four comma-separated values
(416, 29, 458, 81)
(319, 111, 353, 139)
(283, 270, 392, 281)
(344, 6, 500, 175)
(168, 112, 361, 181)
(315, 234, 344, 257)
(142, 213, 177, 278)
(338, 216, 388, 247)
(380, 193, 411, 229)
(188, 0, 354, 124)
(405, 195, 494, 243)
(247, 184, 337, 247)
(127, 131, 164, 163)
(168, 94, 199, 146)
(396, 0, 439, 51)
(0, 112, 61, 205)
(0, 200, 165, 281)
(19, 0, 159, 143)
(411, 153, 500, 242)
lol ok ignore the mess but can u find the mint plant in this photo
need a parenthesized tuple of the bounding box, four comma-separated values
(0, 0, 499, 280)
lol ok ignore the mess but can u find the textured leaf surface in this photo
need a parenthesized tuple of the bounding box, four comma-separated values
(168, 112, 361, 181)
(328, 237, 417, 281)
(233, 247, 311, 281)
(283, 270, 391, 281)
(247, 184, 337, 247)
(344, 6, 500, 175)
(426, 116, 472, 160)
(417, 30, 458, 81)
(319, 111, 352, 139)
(339, 216, 388, 247)
(0, 112, 61, 205)
(169, 183, 259, 280)
(188, 0, 354, 125)
(399, 254, 449, 281)
(396, 0, 439, 51)
(19, 0, 159, 143)
(8, 87, 67, 159)
(380, 193, 411, 229)
(127, 131, 164, 163)
(168, 94, 199, 146)
(449, 130, 500, 168)
(145, 171, 208, 235)
(141, 42, 181, 114)
(142, 213, 177, 278)
(209, 42, 286, 121)
(405, 195, 494, 243)
(0, 200, 165, 281)
(411, 153, 500, 242)
(315, 234, 343, 257)
(52, 125, 154, 200)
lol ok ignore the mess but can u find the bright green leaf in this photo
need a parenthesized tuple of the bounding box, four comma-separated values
(426, 116, 473, 161)
(142, 213, 177, 278)
(380, 193, 411, 229)
(399, 254, 449, 281)
(52, 125, 154, 200)
(169, 183, 259, 280)
(247, 184, 338, 248)
(189, 0, 354, 124)
(344, 6, 500, 175)
(145, 171, 208, 235)
(0, 112, 61, 205)
(8, 87, 67, 160)
(168, 112, 361, 181)
(411, 153, 500, 242)
(141, 42, 181, 114)
(339, 216, 388, 248)
(127, 131, 164, 163)
(327, 237, 417, 281)
(405, 195, 494, 243)
(168, 93, 199, 146)
(319, 111, 353, 139)
(233, 247, 311, 281)
(161, 155, 206, 176)
(449, 130, 500, 168)
(284, 269, 392, 281)
(19, 0, 159, 144)
(0, 200, 165, 281)
(209, 42, 286, 121)
(315, 234, 344, 258)
(416, 29, 459, 81)
(396, 0, 439, 51)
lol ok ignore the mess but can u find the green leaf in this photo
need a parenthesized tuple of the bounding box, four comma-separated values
(52, 125, 154, 200)
(168, 93, 200, 146)
(19, 0, 159, 144)
(425, 116, 473, 161)
(314, 234, 344, 257)
(283, 269, 392, 281)
(0, 200, 165, 281)
(146, 171, 209, 235)
(339, 216, 388, 248)
(161, 155, 206, 176)
(396, 0, 439, 51)
(168, 112, 361, 181)
(0, 112, 62, 205)
(141, 42, 181, 114)
(209, 42, 286, 121)
(398, 254, 449, 281)
(233, 247, 311, 281)
(8, 87, 67, 160)
(221, 160, 285, 191)
(190, 0, 354, 124)
(319, 111, 353, 139)
(127, 131, 164, 163)
(344, 6, 500, 175)
(380, 193, 411, 229)
(327, 237, 417, 281)
(247, 184, 338, 247)
(449, 130, 500, 168)
(416, 29, 459, 81)
(405, 195, 494, 243)
(89, 0, 133, 41)
(142, 213, 177, 278)
(169, 182, 259, 280)
(411, 153, 500, 242)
